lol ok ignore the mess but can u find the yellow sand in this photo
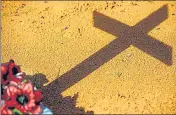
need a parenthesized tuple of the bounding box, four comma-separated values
(1, 1, 176, 114)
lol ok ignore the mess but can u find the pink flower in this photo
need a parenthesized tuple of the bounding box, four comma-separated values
(1, 104, 13, 115)
(4, 81, 43, 114)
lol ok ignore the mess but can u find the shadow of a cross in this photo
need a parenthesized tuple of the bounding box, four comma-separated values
(41, 5, 172, 110)
(94, 4, 172, 66)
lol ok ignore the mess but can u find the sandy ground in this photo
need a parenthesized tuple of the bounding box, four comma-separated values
(1, 1, 176, 114)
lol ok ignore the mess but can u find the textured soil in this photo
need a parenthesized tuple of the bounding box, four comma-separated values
(1, 1, 176, 114)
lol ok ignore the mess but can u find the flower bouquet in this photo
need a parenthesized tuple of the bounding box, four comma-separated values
(1, 59, 53, 114)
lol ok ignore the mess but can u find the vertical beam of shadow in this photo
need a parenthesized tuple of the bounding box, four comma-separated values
(44, 39, 130, 93)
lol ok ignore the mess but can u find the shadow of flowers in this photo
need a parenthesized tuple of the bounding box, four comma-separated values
(25, 74, 94, 114)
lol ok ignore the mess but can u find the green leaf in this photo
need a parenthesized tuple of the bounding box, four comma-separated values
(12, 109, 23, 115)
(23, 79, 28, 83)
(35, 83, 41, 89)
(116, 72, 122, 77)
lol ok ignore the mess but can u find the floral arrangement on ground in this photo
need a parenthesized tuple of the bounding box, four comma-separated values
(1, 59, 53, 114)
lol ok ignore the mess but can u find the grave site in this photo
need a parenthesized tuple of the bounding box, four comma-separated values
(1, 1, 176, 114)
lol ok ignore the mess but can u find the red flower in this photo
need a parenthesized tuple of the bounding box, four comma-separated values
(1, 64, 10, 85)
(1, 84, 8, 100)
(34, 90, 43, 103)
(29, 104, 42, 114)
(1, 105, 13, 115)
(1, 59, 25, 85)
(8, 60, 25, 84)
(4, 81, 43, 114)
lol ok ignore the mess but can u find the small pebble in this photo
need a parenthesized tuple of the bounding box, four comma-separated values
(64, 27, 68, 30)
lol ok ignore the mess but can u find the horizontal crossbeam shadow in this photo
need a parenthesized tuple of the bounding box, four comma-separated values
(42, 5, 172, 96)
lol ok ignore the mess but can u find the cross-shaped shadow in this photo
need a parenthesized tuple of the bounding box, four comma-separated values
(94, 4, 172, 66)
(41, 4, 172, 113)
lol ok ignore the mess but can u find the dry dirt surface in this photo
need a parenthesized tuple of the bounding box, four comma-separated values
(1, 1, 176, 114)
